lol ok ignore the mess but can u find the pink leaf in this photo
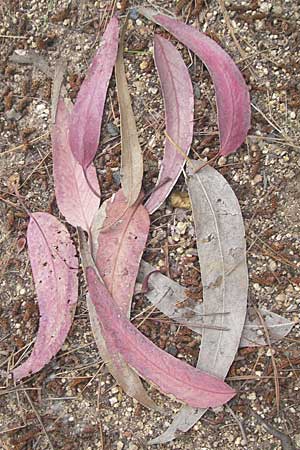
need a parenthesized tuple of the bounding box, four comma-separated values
(95, 189, 149, 316)
(86, 266, 235, 409)
(52, 98, 100, 232)
(79, 230, 159, 411)
(13, 212, 78, 381)
(145, 35, 194, 214)
(68, 17, 119, 168)
(139, 8, 251, 156)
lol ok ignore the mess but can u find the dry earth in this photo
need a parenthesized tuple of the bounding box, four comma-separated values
(0, 0, 300, 449)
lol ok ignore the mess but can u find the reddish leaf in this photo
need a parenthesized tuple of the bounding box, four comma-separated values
(145, 35, 194, 214)
(95, 189, 149, 316)
(78, 231, 159, 411)
(52, 98, 100, 231)
(13, 212, 78, 381)
(139, 8, 251, 156)
(69, 17, 119, 168)
(86, 266, 235, 409)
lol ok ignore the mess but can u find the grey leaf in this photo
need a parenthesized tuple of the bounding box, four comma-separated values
(138, 260, 294, 347)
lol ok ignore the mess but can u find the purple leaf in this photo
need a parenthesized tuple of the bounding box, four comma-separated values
(13, 212, 78, 381)
(145, 35, 194, 214)
(52, 97, 100, 231)
(86, 266, 235, 409)
(95, 189, 149, 316)
(68, 17, 119, 168)
(139, 8, 251, 156)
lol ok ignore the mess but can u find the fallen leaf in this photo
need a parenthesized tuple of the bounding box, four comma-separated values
(169, 191, 191, 209)
(16, 236, 26, 254)
(139, 8, 251, 156)
(68, 17, 119, 169)
(94, 189, 149, 316)
(115, 20, 143, 206)
(145, 35, 194, 214)
(149, 160, 248, 444)
(138, 260, 294, 347)
(13, 212, 78, 381)
(78, 230, 159, 411)
(86, 266, 236, 409)
(52, 97, 100, 232)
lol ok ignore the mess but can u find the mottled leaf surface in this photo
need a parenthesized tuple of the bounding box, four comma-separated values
(13, 212, 78, 381)
(115, 22, 143, 206)
(95, 189, 149, 316)
(150, 160, 248, 444)
(138, 261, 294, 347)
(69, 17, 119, 168)
(87, 266, 235, 409)
(52, 98, 100, 231)
(78, 231, 159, 411)
(145, 35, 194, 214)
(139, 8, 250, 156)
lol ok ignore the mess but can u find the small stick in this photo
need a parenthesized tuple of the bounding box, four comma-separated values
(251, 410, 296, 450)
(0, 132, 49, 157)
(24, 390, 55, 450)
(164, 131, 218, 173)
(227, 404, 248, 446)
(253, 305, 280, 413)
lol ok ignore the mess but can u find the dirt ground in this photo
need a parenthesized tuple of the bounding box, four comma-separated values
(1, 0, 300, 449)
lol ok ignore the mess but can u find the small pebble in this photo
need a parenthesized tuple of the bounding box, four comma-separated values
(247, 392, 257, 401)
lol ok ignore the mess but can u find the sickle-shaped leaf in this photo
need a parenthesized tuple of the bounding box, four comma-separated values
(138, 260, 294, 348)
(13, 212, 78, 381)
(52, 97, 100, 232)
(94, 189, 149, 316)
(115, 21, 143, 206)
(145, 35, 194, 214)
(68, 17, 119, 169)
(78, 230, 159, 411)
(150, 160, 248, 444)
(86, 266, 235, 409)
(139, 8, 250, 156)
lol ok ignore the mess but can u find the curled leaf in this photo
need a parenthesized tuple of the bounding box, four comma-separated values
(139, 8, 251, 156)
(13, 212, 78, 381)
(95, 189, 149, 316)
(87, 266, 235, 409)
(145, 35, 194, 214)
(138, 261, 294, 348)
(52, 97, 100, 232)
(115, 21, 143, 206)
(69, 17, 119, 168)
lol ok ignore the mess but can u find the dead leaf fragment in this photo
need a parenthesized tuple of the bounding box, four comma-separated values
(170, 191, 191, 209)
